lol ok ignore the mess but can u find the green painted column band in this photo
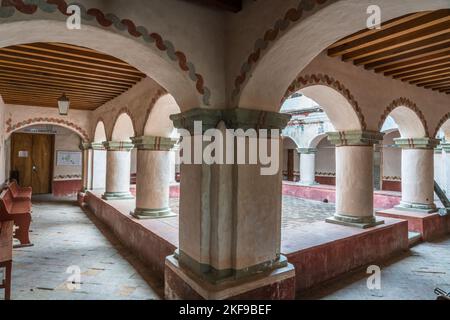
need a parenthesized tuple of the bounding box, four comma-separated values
(297, 148, 317, 154)
(79, 142, 92, 150)
(131, 207, 176, 219)
(327, 130, 384, 146)
(395, 201, 437, 213)
(91, 142, 106, 150)
(439, 143, 450, 152)
(175, 249, 289, 284)
(131, 136, 178, 151)
(102, 191, 134, 200)
(394, 137, 440, 149)
(103, 141, 134, 151)
(170, 107, 291, 133)
(326, 214, 384, 229)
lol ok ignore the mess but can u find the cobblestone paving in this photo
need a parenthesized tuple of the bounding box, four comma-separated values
(5, 196, 162, 300)
(170, 195, 336, 230)
(300, 236, 450, 300)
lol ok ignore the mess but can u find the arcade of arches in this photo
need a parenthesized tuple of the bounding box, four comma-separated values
(0, 0, 450, 300)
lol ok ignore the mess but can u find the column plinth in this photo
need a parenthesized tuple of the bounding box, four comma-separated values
(130, 136, 178, 219)
(102, 141, 134, 200)
(297, 148, 317, 186)
(394, 138, 439, 213)
(325, 131, 385, 229)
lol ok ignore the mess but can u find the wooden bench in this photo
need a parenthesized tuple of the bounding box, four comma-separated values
(0, 189, 32, 247)
(7, 180, 32, 201)
(0, 220, 13, 300)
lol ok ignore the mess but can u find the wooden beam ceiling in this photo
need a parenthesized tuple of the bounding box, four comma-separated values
(0, 42, 146, 110)
(328, 10, 450, 95)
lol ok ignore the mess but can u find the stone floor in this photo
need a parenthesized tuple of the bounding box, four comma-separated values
(299, 236, 450, 300)
(3, 195, 162, 300)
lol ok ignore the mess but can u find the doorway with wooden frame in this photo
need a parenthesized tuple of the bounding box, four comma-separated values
(10, 133, 54, 195)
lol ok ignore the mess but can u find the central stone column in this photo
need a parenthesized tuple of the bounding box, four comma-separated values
(79, 142, 92, 192)
(394, 138, 439, 213)
(164, 108, 295, 300)
(130, 136, 178, 219)
(326, 131, 385, 228)
(297, 148, 317, 185)
(102, 141, 134, 200)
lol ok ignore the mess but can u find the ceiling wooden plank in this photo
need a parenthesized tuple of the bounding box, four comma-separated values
(392, 62, 450, 79)
(328, 10, 450, 57)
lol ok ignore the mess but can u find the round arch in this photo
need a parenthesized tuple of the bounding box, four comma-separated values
(93, 120, 107, 143)
(235, 0, 449, 111)
(378, 98, 428, 138)
(292, 82, 363, 131)
(6, 117, 89, 142)
(434, 113, 450, 140)
(143, 94, 181, 138)
(308, 133, 328, 149)
(282, 135, 299, 149)
(0, 18, 203, 111)
(111, 112, 135, 142)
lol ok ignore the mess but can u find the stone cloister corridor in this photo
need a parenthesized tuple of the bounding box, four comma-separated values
(0, 0, 450, 307)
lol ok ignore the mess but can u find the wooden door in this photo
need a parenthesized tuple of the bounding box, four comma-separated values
(287, 149, 294, 181)
(31, 134, 53, 194)
(11, 133, 33, 187)
(11, 133, 53, 194)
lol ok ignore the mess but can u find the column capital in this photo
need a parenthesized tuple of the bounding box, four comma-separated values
(91, 142, 106, 150)
(79, 142, 92, 150)
(297, 148, 317, 154)
(394, 137, 440, 149)
(170, 107, 291, 134)
(102, 141, 134, 151)
(327, 130, 384, 147)
(131, 136, 178, 151)
(439, 143, 450, 152)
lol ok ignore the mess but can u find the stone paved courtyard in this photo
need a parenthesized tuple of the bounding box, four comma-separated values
(5, 195, 162, 300)
(3, 194, 450, 300)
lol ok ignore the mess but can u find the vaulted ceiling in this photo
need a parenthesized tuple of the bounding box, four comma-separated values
(328, 9, 450, 95)
(0, 42, 146, 110)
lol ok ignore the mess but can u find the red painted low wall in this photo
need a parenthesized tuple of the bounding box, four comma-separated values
(84, 192, 177, 280)
(282, 183, 401, 209)
(382, 180, 401, 192)
(284, 219, 409, 292)
(52, 180, 82, 197)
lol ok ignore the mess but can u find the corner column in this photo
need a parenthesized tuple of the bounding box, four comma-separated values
(130, 136, 178, 219)
(102, 141, 134, 200)
(164, 108, 295, 300)
(326, 131, 385, 228)
(297, 148, 317, 185)
(80, 142, 92, 192)
(395, 138, 439, 213)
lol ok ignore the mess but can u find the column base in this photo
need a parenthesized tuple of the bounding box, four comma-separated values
(101, 191, 134, 200)
(131, 207, 176, 219)
(326, 213, 384, 229)
(164, 255, 295, 300)
(298, 181, 319, 186)
(395, 201, 438, 213)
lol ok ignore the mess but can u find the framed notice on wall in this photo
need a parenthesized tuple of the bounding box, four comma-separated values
(56, 151, 82, 166)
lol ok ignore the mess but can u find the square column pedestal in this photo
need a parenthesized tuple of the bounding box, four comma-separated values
(325, 131, 385, 229)
(165, 107, 296, 300)
(102, 141, 135, 200)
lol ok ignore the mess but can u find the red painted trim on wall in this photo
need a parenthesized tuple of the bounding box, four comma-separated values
(53, 180, 82, 197)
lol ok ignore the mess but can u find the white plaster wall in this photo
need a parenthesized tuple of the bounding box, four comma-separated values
(316, 138, 335, 175)
(382, 131, 401, 179)
(53, 127, 82, 180)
